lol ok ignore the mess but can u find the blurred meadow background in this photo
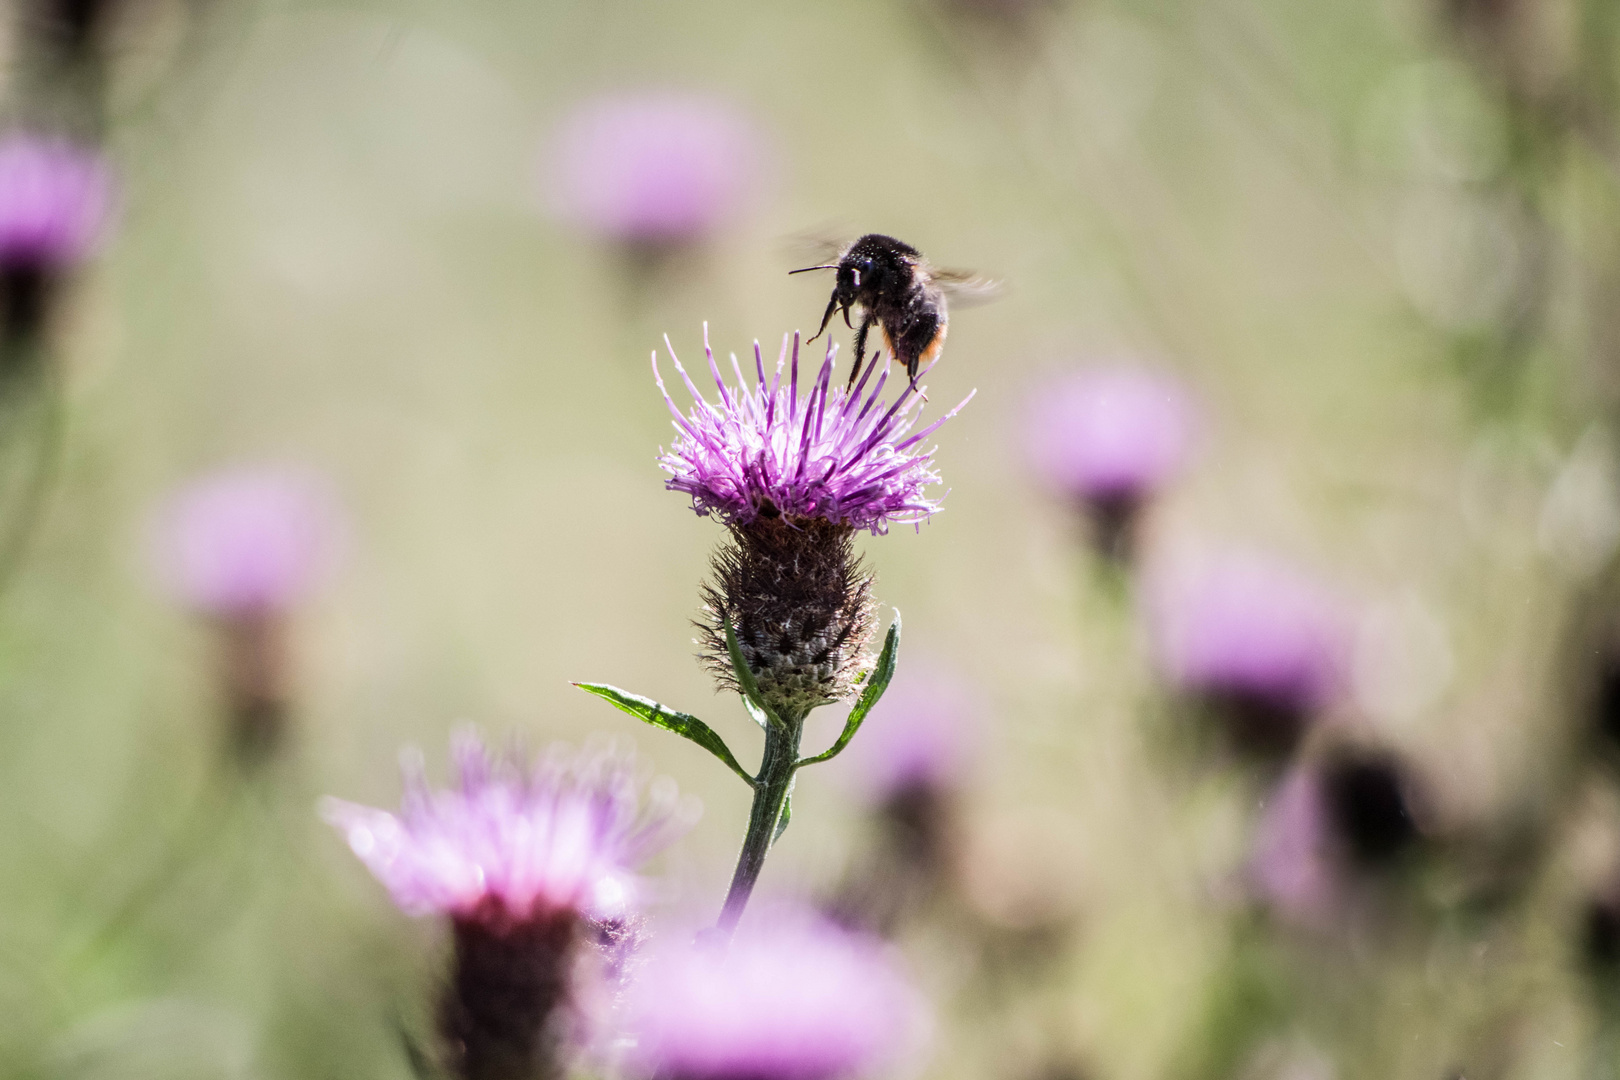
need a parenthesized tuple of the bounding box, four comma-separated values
(4, 0, 1620, 1077)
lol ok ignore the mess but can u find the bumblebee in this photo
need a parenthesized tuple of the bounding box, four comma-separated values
(791, 233, 995, 388)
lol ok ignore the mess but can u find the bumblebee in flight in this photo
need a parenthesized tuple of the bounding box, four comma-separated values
(791, 233, 996, 388)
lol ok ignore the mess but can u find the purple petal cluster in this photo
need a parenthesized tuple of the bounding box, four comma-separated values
(623, 911, 927, 1080)
(153, 465, 344, 617)
(322, 731, 688, 924)
(1025, 366, 1194, 505)
(655, 329, 974, 534)
(1248, 764, 1341, 927)
(1149, 552, 1345, 717)
(546, 92, 762, 245)
(838, 662, 980, 803)
(0, 133, 112, 269)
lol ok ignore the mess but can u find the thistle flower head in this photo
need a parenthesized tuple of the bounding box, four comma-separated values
(1251, 749, 1421, 927)
(153, 465, 344, 618)
(623, 912, 928, 1080)
(656, 328, 973, 534)
(1249, 765, 1339, 926)
(839, 663, 979, 803)
(1026, 365, 1194, 506)
(0, 133, 112, 269)
(321, 731, 690, 926)
(1150, 552, 1345, 754)
(546, 92, 761, 246)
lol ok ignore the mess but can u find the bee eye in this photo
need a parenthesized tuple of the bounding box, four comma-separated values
(851, 269, 861, 288)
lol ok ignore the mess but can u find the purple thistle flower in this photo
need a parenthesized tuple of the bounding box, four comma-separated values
(0, 133, 112, 270)
(327, 732, 691, 1080)
(545, 92, 762, 247)
(839, 663, 979, 804)
(1250, 749, 1421, 928)
(1026, 366, 1193, 505)
(825, 664, 979, 935)
(655, 328, 974, 535)
(321, 730, 688, 925)
(1149, 552, 1346, 756)
(1026, 366, 1193, 559)
(153, 465, 344, 618)
(1249, 764, 1341, 927)
(622, 911, 928, 1080)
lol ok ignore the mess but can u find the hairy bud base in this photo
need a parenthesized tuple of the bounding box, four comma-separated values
(699, 516, 877, 716)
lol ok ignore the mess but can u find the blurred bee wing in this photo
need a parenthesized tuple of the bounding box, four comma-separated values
(779, 225, 853, 267)
(933, 268, 1004, 308)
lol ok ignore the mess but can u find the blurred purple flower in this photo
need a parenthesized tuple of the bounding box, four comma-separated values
(546, 92, 762, 246)
(839, 663, 979, 804)
(0, 133, 112, 269)
(1250, 750, 1421, 927)
(1149, 553, 1345, 752)
(154, 466, 344, 617)
(656, 328, 973, 534)
(1249, 765, 1340, 927)
(1025, 366, 1193, 507)
(321, 730, 688, 925)
(623, 911, 928, 1080)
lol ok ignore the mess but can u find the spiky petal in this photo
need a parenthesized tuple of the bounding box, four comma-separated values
(655, 328, 973, 535)
(622, 910, 929, 1080)
(321, 730, 689, 925)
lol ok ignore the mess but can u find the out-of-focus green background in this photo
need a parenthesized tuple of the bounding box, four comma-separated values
(4, 0, 1619, 1076)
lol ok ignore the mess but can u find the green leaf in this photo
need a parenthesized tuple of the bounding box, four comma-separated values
(723, 616, 782, 729)
(573, 683, 754, 786)
(773, 793, 792, 844)
(796, 611, 900, 769)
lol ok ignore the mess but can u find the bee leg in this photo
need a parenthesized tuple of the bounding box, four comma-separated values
(849, 312, 875, 389)
(808, 291, 841, 343)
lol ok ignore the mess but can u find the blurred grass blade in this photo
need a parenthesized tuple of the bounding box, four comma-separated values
(724, 616, 781, 728)
(796, 611, 899, 768)
(573, 682, 754, 786)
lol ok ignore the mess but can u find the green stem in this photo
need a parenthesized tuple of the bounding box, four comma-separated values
(716, 710, 805, 935)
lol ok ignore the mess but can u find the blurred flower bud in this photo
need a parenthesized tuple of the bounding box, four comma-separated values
(1582, 887, 1620, 987)
(1026, 366, 1194, 561)
(152, 465, 343, 761)
(324, 731, 692, 1080)
(622, 909, 928, 1080)
(0, 133, 113, 346)
(25, 0, 118, 59)
(1250, 747, 1423, 929)
(1149, 552, 1345, 758)
(839, 663, 979, 805)
(544, 92, 762, 261)
(826, 665, 980, 933)
(154, 466, 343, 619)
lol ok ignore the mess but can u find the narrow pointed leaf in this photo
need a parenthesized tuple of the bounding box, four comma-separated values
(797, 611, 900, 768)
(773, 794, 792, 844)
(573, 683, 754, 786)
(723, 616, 782, 729)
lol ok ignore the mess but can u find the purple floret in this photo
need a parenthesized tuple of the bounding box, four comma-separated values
(655, 327, 973, 534)
(1249, 764, 1341, 927)
(837, 662, 980, 804)
(0, 133, 112, 269)
(622, 911, 928, 1080)
(322, 731, 688, 925)
(1149, 552, 1345, 718)
(545, 92, 762, 245)
(1025, 366, 1194, 505)
(153, 465, 344, 617)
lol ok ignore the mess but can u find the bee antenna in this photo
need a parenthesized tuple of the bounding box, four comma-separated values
(788, 264, 838, 275)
